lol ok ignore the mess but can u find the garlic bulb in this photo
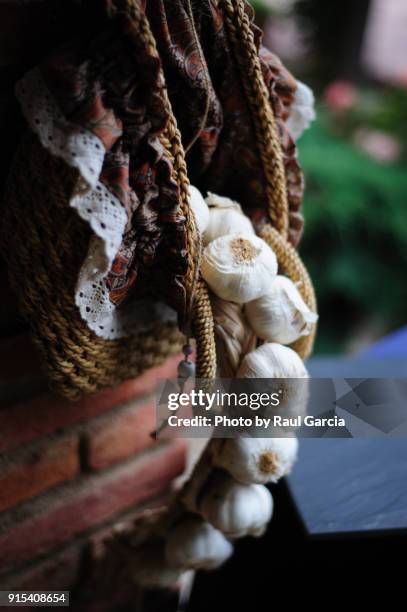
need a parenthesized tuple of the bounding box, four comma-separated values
(201, 234, 278, 304)
(132, 542, 183, 588)
(245, 275, 318, 344)
(165, 515, 233, 570)
(237, 342, 308, 379)
(286, 81, 316, 141)
(204, 192, 254, 245)
(237, 343, 309, 423)
(200, 471, 273, 538)
(189, 185, 210, 235)
(213, 436, 298, 485)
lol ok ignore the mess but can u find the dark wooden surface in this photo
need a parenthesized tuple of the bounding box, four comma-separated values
(288, 438, 407, 536)
(287, 355, 407, 536)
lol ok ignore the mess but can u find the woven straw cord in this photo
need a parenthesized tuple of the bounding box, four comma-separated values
(0, 134, 184, 399)
(159, 130, 216, 381)
(219, 0, 289, 237)
(191, 278, 217, 380)
(218, 0, 317, 357)
(260, 224, 316, 359)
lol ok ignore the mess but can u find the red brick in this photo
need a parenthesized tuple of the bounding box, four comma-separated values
(0, 353, 181, 452)
(85, 399, 157, 471)
(0, 435, 80, 513)
(0, 440, 187, 572)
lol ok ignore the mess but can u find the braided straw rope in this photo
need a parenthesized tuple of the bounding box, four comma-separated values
(160, 125, 216, 379)
(260, 225, 316, 359)
(158, 133, 216, 380)
(219, 0, 289, 236)
(219, 0, 317, 357)
(191, 278, 217, 380)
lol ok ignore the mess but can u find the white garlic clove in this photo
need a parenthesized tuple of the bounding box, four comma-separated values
(206, 192, 243, 212)
(189, 185, 210, 235)
(245, 275, 318, 345)
(132, 541, 184, 588)
(247, 484, 274, 537)
(236, 343, 309, 424)
(237, 342, 308, 378)
(201, 234, 278, 304)
(200, 471, 273, 539)
(203, 193, 254, 245)
(204, 209, 255, 246)
(213, 436, 299, 485)
(286, 81, 316, 141)
(165, 515, 233, 571)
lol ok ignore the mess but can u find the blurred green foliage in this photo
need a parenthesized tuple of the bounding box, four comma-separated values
(328, 88, 407, 162)
(355, 89, 407, 149)
(298, 114, 407, 353)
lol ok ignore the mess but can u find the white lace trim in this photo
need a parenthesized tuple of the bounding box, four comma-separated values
(16, 68, 177, 338)
(16, 69, 105, 189)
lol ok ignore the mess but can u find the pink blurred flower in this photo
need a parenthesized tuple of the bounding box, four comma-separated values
(323, 81, 358, 111)
(354, 128, 401, 164)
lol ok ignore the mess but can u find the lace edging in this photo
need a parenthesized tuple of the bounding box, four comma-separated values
(16, 68, 176, 339)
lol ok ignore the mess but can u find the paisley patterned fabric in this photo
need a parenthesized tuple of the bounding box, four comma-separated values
(11, 0, 305, 328)
(147, 1, 304, 246)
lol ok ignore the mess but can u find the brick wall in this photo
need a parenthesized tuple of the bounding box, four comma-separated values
(0, 274, 187, 610)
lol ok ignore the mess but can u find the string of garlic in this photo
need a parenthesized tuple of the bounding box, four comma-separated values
(129, 187, 317, 587)
(199, 191, 317, 344)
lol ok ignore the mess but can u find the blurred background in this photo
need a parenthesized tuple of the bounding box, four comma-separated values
(253, 0, 407, 355)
